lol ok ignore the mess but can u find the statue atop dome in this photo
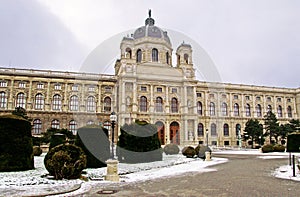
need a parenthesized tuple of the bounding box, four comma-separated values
(148, 9, 151, 18)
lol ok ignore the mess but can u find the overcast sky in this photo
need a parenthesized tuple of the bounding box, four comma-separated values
(0, 0, 299, 88)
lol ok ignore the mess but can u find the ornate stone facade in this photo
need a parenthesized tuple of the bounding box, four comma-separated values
(0, 13, 299, 146)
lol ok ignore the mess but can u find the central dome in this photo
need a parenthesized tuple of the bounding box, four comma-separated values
(132, 12, 171, 45)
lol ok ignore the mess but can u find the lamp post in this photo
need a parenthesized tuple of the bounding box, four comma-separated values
(109, 112, 117, 159)
(238, 125, 242, 149)
(206, 129, 209, 146)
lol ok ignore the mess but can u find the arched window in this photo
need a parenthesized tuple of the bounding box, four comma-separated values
(136, 49, 142, 63)
(223, 124, 229, 136)
(152, 48, 158, 62)
(234, 103, 239, 116)
(87, 96, 96, 112)
(69, 120, 77, 135)
(209, 102, 215, 116)
(245, 104, 251, 117)
(35, 93, 44, 110)
(277, 105, 282, 117)
(287, 106, 292, 118)
(256, 104, 262, 117)
(125, 47, 132, 58)
(166, 52, 169, 64)
(155, 97, 163, 112)
(16, 92, 26, 108)
(0, 91, 7, 108)
(211, 123, 217, 136)
(197, 101, 202, 115)
(140, 96, 147, 112)
(32, 119, 42, 134)
(184, 53, 189, 64)
(52, 94, 62, 110)
(70, 95, 79, 111)
(104, 97, 111, 112)
(197, 123, 204, 136)
(221, 102, 228, 116)
(267, 105, 272, 113)
(51, 119, 60, 129)
(171, 98, 178, 113)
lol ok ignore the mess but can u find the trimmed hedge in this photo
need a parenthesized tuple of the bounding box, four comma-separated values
(182, 146, 196, 158)
(0, 115, 34, 172)
(262, 144, 274, 153)
(75, 126, 110, 168)
(44, 144, 86, 180)
(163, 144, 180, 155)
(33, 146, 43, 156)
(117, 121, 162, 163)
(273, 144, 285, 152)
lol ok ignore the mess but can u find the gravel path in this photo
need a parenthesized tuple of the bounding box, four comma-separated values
(87, 154, 299, 197)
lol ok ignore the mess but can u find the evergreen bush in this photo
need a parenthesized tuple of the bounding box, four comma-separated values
(273, 144, 285, 152)
(49, 133, 66, 149)
(75, 125, 110, 168)
(0, 115, 34, 172)
(163, 144, 180, 155)
(182, 146, 196, 158)
(44, 144, 86, 180)
(262, 144, 274, 153)
(33, 146, 43, 156)
(117, 120, 162, 163)
(197, 145, 212, 159)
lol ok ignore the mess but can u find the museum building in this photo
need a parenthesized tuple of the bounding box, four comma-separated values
(0, 13, 299, 146)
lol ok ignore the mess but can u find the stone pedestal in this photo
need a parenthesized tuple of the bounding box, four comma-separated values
(105, 159, 119, 182)
(205, 151, 211, 161)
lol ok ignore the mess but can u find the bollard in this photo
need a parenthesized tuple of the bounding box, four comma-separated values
(292, 155, 296, 177)
(205, 151, 211, 161)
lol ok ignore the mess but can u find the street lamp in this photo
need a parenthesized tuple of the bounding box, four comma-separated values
(238, 125, 241, 149)
(110, 111, 117, 159)
(206, 129, 209, 146)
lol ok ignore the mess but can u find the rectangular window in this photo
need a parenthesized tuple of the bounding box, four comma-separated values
(37, 83, 44, 89)
(233, 95, 238, 99)
(54, 84, 61, 90)
(196, 92, 202, 97)
(141, 86, 147, 91)
(88, 86, 95, 92)
(0, 81, 7, 87)
(222, 94, 227, 99)
(157, 87, 162, 92)
(19, 82, 26, 88)
(209, 94, 214, 98)
(287, 98, 291, 102)
(256, 96, 261, 101)
(72, 85, 79, 91)
(171, 88, 177, 93)
(224, 141, 230, 146)
(104, 86, 112, 92)
(266, 97, 271, 102)
(245, 96, 250, 100)
(277, 97, 282, 102)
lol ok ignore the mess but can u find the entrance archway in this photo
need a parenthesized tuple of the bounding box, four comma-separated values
(155, 121, 165, 145)
(170, 121, 180, 145)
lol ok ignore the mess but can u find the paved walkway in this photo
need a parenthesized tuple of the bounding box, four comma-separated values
(86, 154, 299, 197)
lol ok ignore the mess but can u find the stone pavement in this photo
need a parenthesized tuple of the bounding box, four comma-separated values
(86, 154, 300, 197)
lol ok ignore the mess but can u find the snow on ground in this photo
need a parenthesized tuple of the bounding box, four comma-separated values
(1, 150, 299, 196)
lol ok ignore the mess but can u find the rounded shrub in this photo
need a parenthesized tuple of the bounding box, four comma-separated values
(273, 144, 285, 152)
(163, 144, 180, 155)
(117, 121, 162, 163)
(0, 115, 33, 172)
(75, 126, 110, 168)
(33, 146, 43, 156)
(182, 146, 196, 158)
(197, 145, 212, 159)
(261, 144, 274, 153)
(44, 144, 86, 180)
